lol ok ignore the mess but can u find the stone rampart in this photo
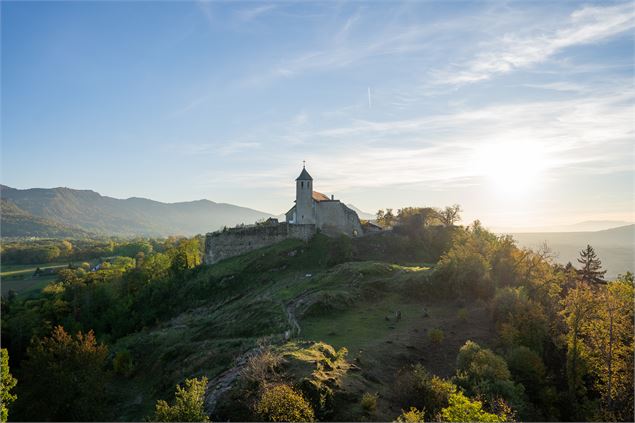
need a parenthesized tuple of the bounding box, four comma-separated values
(204, 223, 315, 264)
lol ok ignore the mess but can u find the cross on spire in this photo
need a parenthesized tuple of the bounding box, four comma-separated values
(302, 160, 306, 169)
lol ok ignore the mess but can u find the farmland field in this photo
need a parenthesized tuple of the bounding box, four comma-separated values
(1, 262, 67, 296)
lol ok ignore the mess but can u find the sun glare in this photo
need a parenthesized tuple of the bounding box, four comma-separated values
(474, 141, 545, 196)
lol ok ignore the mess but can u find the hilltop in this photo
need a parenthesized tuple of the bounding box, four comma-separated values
(3, 215, 633, 423)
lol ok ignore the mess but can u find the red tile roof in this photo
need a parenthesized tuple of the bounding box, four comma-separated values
(312, 191, 330, 202)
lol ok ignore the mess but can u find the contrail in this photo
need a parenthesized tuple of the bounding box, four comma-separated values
(368, 87, 372, 108)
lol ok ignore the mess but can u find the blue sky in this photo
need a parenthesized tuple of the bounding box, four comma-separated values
(2, 0, 633, 229)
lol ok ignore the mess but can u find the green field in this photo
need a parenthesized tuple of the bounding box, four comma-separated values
(1, 262, 68, 296)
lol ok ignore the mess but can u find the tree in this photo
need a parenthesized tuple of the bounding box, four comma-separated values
(255, 384, 315, 422)
(384, 208, 396, 226)
(1, 349, 17, 423)
(154, 377, 210, 422)
(561, 283, 596, 402)
(18, 326, 109, 421)
(438, 204, 462, 227)
(579, 279, 634, 420)
(576, 245, 606, 285)
(60, 240, 73, 256)
(376, 209, 385, 224)
(440, 392, 508, 422)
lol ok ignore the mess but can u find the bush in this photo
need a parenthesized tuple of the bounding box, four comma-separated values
(395, 407, 426, 422)
(241, 347, 282, 388)
(255, 384, 315, 422)
(113, 349, 134, 377)
(455, 341, 525, 416)
(440, 392, 507, 422)
(361, 392, 378, 415)
(153, 377, 209, 422)
(1, 349, 17, 423)
(506, 346, 546, 399)
(393, 364, 455, 418)
(429, 328, 444, 344)
(457, 308, 468, 321)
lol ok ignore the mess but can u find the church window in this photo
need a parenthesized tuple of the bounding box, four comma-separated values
(301, 181, 304, 188)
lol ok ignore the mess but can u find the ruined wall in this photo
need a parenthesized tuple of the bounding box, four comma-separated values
(204, 223, 315, 265)
(316, 201, 363, 236)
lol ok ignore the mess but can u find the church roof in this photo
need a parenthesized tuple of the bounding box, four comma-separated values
(312, 191, 330, 202)
(296, 167, 313, 181)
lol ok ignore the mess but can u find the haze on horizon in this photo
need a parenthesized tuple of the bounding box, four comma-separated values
(2, 0, 634, 231)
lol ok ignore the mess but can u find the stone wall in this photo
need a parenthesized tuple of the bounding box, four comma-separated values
(316, 201, 363, 236)
(204, 223, 315, 265)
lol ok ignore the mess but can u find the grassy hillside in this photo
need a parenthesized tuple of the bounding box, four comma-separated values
(1, 185, 273, 237)
(4, 220, 632, 422)
(91, 234, 495, 421)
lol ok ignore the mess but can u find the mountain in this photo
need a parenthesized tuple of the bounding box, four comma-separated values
(494, 219, 633, 233)
(560, 220, 633, 232)
(346, 204, 375, 220)
(1, 199, 93, 238)
(0, 185, 274, 237)
(511, 224, 634, 279)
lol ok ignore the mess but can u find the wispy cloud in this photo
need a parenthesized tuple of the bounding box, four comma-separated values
(199, 84, 634, 194)
(437, 2, 635, 84)
(236, 4, 276, 22)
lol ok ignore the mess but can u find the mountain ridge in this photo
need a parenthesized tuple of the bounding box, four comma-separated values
(1, 185, 274, 237)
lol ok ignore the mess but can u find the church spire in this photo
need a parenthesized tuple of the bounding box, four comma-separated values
(296, 163, 313, 181)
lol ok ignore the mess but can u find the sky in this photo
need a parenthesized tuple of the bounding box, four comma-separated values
(2, 0, 634, 230)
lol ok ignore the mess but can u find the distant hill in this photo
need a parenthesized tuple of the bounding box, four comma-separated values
(1, 199, 93, 238)
(511, 224, 634, 279)
(346, 204, 375, 220)
(558, 220, 633, 232)
(1, 185, 274, 237)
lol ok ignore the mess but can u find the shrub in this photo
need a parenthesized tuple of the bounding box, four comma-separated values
(1, 349, 17, 423)
(255, 384, 315, 422)
(361, 392, 378, 415)
(455, 341, 525, 416)
(395, 407, 426, 422)
(241, 346, 282, 388)
(429, 328, 444, 344)
(456, 341, 510, 382)
(113, 349, 134, 376)
(153, 377, 209, 422)
(393, 364, 455, 418)
(506, 346, 546, 399)
(457, 308, 468, 321)
(440, 392, 507, 422)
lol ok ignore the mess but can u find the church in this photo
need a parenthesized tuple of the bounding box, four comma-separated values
(204, 165, 364, 264)
(285, 165, 363, 237)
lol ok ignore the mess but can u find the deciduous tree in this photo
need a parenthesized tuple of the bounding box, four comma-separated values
(18, 326, 109, 421)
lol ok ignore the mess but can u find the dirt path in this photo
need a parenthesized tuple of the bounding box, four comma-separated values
(204, 297, 304, 415)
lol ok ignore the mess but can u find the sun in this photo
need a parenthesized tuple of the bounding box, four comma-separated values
(474, 141, 546, 196)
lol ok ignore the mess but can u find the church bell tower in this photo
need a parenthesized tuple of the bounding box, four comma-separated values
(295, 162, 315, 224)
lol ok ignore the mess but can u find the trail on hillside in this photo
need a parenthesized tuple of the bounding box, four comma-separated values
(204, 296, 305, 415)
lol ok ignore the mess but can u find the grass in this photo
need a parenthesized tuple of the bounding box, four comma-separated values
(301, 294, 426, 352)
(1, 275, 58, 297)
(0, 261, 68, 297)
(0, 262, 68, 276)
(0, 261, 93, 297)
